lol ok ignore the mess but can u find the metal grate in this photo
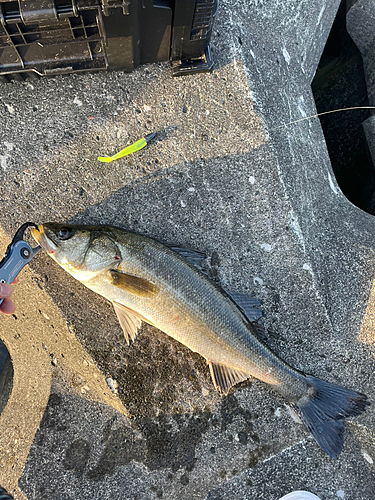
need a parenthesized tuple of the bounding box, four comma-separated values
(190, 0, 216, 41)
(0, 1, 107, 76)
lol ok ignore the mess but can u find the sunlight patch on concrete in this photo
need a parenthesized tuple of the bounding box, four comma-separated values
(358, 277, 375, 347)
(9, 61, 266, 222)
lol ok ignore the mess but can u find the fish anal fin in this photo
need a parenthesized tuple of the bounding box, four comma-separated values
(208, 361, 249, 395)
(110, 270, 159, 297)
(112, 301, 151, 345)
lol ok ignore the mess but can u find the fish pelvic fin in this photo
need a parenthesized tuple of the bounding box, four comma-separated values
(208, 361, 249, 395)
(112, 301, 150, 345)
(295, 375, 369, 459)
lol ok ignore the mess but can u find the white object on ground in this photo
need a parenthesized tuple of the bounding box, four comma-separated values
(279, 492, 322, 500)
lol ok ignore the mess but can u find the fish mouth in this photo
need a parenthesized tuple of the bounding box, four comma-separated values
(31, 225, 58, 256)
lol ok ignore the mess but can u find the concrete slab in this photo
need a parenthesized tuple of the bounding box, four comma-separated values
(0, 1, 374, 499)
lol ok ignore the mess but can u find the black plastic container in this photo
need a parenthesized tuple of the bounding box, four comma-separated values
(0, 0, 217, 80)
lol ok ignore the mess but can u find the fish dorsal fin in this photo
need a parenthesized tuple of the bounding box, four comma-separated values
(224, 291, 265, 339)
(250, 321, 266, 340)
(168, 245, 207, 272)
(208, 361, 249, 395)
(224, 291, 263, 322)
(112, 301, 151, 345)
(110, 270, 159, 297)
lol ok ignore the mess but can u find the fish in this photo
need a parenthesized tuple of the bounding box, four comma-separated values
(31, 223, 369, 458)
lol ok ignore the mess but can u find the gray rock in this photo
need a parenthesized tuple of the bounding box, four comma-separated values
(347, 0, 375, 54)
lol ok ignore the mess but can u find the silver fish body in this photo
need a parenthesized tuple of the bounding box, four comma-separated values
(31, 223, 369, 458)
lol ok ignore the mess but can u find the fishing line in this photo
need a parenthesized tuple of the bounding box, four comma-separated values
(272, 106, 375, 130)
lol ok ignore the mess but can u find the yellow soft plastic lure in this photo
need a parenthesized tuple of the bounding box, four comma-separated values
(98, 132, 155, 163)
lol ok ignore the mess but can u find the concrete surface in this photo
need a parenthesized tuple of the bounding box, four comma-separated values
(0, 1, 374, 499)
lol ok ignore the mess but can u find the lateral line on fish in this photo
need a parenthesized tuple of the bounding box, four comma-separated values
(272, 106, 375, 130)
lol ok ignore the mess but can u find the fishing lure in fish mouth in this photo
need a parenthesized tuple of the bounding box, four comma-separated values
(97, 132, 156, 163)
(31, 223, 370, 460)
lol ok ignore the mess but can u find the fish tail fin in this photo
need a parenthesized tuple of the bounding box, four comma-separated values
(295, 375, 369, 458)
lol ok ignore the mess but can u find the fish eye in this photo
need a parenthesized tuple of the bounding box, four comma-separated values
(56, 227, 73, 240)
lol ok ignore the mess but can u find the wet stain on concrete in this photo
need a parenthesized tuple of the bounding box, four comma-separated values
(89, 322, 214, 421)
(64, 439, 91, 477)
(114, 329, 207, 418)
(21, 375, 282, 500)
(248, 444, 272, 468)
(219, 392, 259, 444)
(39, 393, 67, 433)
(137, 410, 212, 472)
(86, 422, 146, 480)
(86, 409, 212, 480)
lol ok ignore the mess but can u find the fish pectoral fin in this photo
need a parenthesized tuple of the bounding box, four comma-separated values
(207, 361, 249, 395)
(110, 270, 159, 297)
(112, 301, 151, 345)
